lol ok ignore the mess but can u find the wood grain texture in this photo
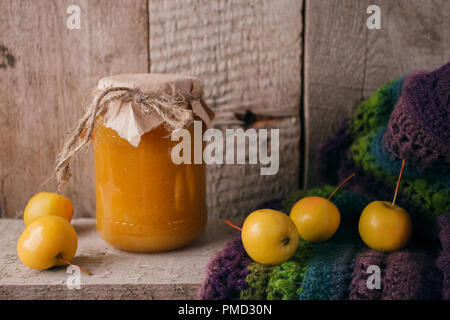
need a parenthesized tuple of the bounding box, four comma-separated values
(0, 218, 239, 299)
(0, 0, 149, 218)
(304, 0, 450, 188)
(149, 0, 303, 218)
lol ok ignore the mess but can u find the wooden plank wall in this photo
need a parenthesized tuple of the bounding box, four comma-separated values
(304, 0, 450, 187)
(0, 0, 149, 218)
(148, 0, 303, 217)
(1, 0, 449, 219)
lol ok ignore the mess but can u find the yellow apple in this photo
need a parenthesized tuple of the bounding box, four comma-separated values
(241, 209, 299, 265)
(17, 215, 78, 270)
(289, 196, 340, 242)
(23, 192, 74, 226)
(358, 201, 412, 252)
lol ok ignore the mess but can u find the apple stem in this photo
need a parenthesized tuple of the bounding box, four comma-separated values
(58, 255, 92, 276)
(224, 220, 242, 232)
(328, 173, 356, 200)
(391, 159, 406, 208)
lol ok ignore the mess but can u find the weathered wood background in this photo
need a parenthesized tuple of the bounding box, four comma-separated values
(0, 0, 448, 219)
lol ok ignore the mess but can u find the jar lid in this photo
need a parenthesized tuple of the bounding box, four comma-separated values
(96, 73, 214, 147)
(98, 73, 203, 97)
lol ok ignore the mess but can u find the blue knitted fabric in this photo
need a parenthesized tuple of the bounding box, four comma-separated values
(299, 226, 362, 300)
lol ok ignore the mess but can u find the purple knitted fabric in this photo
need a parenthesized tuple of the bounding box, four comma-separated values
(383, 63, 450, 171)
(349, 247, 442, 300)
(197, 232, 252, 300)
(382, 249, 442, 300)
(436, 215, 450, 299)
(349, 249, 386, 300)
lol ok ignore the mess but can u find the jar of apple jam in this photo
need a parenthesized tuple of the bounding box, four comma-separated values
(56, 74, 214, 252)
(93, 121, 207, 252)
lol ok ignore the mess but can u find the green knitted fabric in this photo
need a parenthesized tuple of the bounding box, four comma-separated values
(266, 239, 315, 300)
(349, 80, 397, 139)
(240, 263, 273, 300)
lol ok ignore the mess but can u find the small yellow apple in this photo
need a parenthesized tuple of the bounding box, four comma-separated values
(17, 215, 78, 270)
(23, 192, 74, 226)
(289, 196, 340, 242)
(241, 209, 299, 265)
(358, 201, 412, 252)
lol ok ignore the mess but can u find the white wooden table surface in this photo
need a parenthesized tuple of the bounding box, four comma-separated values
(0, 218, 238, 300)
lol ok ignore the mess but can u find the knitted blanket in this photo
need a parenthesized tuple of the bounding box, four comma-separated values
(198, 62, 450, 300)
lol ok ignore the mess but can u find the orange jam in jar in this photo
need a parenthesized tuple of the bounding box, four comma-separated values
(93, 122, 206, 252)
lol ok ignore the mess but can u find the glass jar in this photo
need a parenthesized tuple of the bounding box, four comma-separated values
(93, 121, 207, 252)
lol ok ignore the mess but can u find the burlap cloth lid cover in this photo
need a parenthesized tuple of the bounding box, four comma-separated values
(97, 73, 215, 147)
